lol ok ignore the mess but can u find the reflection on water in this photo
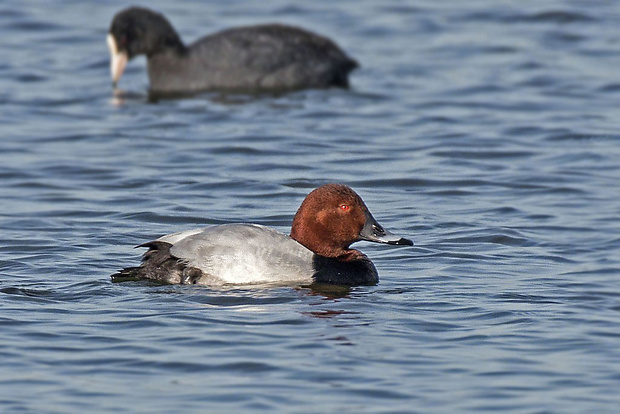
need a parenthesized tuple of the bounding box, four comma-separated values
(304, 283, 352, 300)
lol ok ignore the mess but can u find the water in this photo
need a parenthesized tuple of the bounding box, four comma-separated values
(1, 0, 619, 412)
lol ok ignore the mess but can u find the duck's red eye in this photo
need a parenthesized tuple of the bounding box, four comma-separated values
(339, 204, 350, 211)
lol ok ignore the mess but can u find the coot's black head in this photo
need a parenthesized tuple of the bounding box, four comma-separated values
(107, 7, 185, 87)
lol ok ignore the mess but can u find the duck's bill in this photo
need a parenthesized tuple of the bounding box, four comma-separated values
(107, 34, 128, 88)
(359, 211, 413, 246)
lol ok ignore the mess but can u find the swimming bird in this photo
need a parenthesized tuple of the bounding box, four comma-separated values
(112, 184, 412, 286)
(107, 7, 359, 94)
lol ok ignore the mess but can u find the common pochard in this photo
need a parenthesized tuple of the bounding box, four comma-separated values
(112, 184, 412, 286)
(107, 7, 358, 94)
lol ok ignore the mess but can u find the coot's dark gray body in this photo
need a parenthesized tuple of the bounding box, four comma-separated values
(108, 7, 358, 94)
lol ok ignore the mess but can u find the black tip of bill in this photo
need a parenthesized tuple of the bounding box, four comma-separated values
(386, 237, 413, 246)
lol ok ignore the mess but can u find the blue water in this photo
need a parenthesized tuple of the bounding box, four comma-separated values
(1, 0, 620, 412)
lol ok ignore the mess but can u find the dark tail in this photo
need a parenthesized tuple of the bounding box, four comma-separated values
(332, 57, 359, 88)
(110, 266, 143, 283)
(111, 241, 186, 284)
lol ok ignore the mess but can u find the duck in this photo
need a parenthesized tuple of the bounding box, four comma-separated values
(112, 184, 412, 286)
(107, 7, 359, 94)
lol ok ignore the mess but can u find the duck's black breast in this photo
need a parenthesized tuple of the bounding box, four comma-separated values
(312, 254, 379, 286)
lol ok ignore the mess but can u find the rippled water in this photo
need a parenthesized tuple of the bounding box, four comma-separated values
(2, 0, 620, 412)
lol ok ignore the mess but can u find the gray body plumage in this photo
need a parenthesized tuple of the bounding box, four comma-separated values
(113, 224, 315, 285)
(162, 224, 315, 284)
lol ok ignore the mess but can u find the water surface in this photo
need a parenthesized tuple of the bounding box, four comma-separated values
(1, 0, 619, 413)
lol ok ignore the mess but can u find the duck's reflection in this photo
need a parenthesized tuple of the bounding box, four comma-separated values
(302, 309, 349, 319)
(304, 283, 352, 300)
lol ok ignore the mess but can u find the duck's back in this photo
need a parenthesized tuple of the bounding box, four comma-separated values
(116, 224, 315, 285)
(147, 24, 358, 93)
